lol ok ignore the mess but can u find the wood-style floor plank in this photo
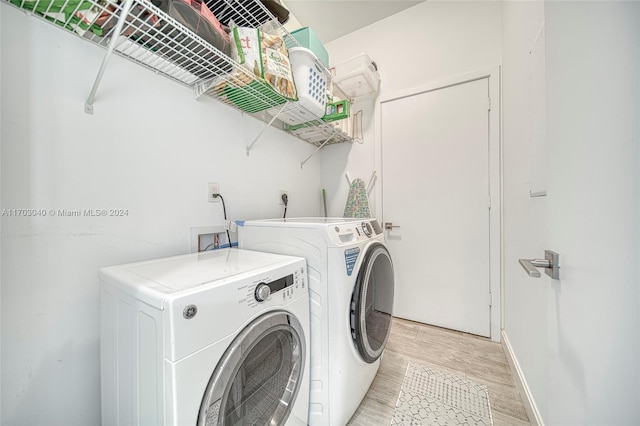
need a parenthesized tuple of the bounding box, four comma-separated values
(347, 317, 531, 425)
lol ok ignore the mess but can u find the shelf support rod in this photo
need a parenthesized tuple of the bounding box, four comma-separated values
(367, 169, 377, 193)
(300, 130, 338, 169)
(246, 103, 289, 156)
(84, 0, 135, 114)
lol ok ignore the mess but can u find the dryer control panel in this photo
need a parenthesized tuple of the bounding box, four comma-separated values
(329, 219, 383, 245)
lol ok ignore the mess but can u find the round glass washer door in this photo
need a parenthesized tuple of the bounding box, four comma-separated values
(350, 242, 395, 363)
(197, 310, 306, 426)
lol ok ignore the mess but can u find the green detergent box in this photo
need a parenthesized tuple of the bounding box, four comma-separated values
(323, 99, 350, 122)
(284, 98, 350, 132)
(286, 27, 329, 68)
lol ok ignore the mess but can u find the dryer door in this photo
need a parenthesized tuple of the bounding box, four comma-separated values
(197, 310, 306, 426)
(350, 242, 395, 363)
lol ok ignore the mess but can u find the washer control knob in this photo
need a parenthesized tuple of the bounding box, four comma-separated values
(255, 283, 271, 302)
(362, 221, 373, 237)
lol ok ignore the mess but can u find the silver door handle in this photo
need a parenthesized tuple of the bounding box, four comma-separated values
(384, 222, 400, 230)
(519, 250, 560, 279)
(518, 259, 550, 277)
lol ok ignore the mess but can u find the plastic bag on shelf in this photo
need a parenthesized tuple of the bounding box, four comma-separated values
(99, 2, 161, 39)
(9, 0, 122, 36)
(259, 0, 290, 24)
(229, 19, 297, 100)
(194, 19, 297, 113)
(96, 0, 232, 80)
(150, 0, 230, 57)
(204, 0, 289, 27)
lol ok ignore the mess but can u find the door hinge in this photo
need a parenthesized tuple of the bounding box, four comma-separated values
(488, 97, 491, 111)
(488, 293, 493, 306)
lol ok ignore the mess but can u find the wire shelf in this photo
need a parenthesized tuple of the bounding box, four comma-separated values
(3, 0, 356, 147)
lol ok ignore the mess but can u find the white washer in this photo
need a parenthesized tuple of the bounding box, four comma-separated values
(238, 217, 395, 426)
(99, 248, 309, 426)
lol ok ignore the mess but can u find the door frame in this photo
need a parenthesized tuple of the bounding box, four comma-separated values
(374, 66, 502, 341)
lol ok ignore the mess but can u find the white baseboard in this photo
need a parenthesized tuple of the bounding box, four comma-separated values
(500, 330, 544, 426)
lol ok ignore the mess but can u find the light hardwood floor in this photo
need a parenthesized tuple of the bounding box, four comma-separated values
(347, 317, 531, 426)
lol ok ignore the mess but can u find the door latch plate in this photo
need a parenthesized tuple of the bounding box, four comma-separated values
(544, 250, 560, 280)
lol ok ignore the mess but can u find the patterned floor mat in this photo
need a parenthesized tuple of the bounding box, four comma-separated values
(390, 362, 493, 426)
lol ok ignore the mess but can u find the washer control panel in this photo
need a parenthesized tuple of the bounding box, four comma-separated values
(241, 265, 306, 307)
(253, 273, 293, 302)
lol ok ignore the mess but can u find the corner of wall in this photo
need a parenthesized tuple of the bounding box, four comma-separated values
(501, 330, 544, 426)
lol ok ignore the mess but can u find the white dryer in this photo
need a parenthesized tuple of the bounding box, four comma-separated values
(99, 248, 310, 426)
(238, 218, 395, 426)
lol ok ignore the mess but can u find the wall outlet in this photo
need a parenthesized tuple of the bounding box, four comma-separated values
(208, 183, 220, 203)
(279, 190, 288, 205)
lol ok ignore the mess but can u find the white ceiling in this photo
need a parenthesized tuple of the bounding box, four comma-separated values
(282, 1, 425, 43)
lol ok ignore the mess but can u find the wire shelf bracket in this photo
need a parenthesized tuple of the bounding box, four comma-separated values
(246, 103, 288, 156)
(300, 129, 339, 169)
(84, 0, 135, 114)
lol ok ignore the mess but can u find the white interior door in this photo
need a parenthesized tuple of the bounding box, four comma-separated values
(381, 77, 492, 337)
(502, 4, 640, 424)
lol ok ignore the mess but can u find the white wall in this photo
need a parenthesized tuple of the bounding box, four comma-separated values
(0, 6, 323, 425)
(500, 1, 549, 420)
(0, 3, 3, 423)
(544, 2, 639, 423)
(502, 1, 640, 424)
(321, 1, 502, 219)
